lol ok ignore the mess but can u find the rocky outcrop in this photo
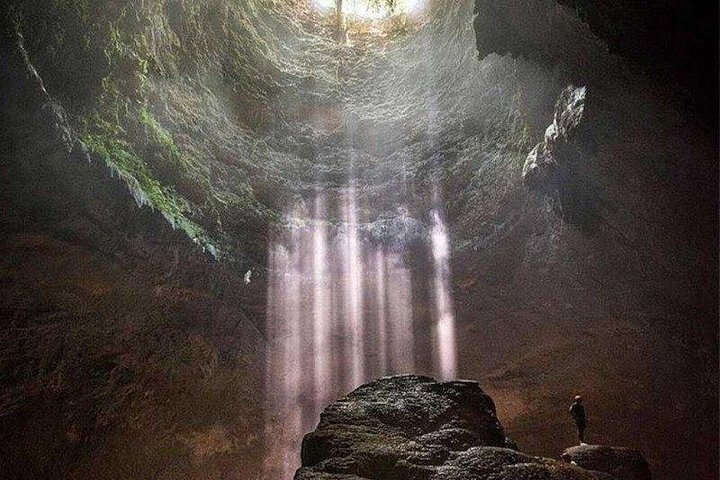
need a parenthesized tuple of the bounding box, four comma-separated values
(296, 376, 617, 479)
(473, 0, 609, 79)
(522, 85, 587, 190)
(521, 84, 606, 231)
(473, 0, 717, 121)
(562, 445, 651, 480)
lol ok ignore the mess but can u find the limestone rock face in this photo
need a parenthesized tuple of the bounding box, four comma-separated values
(522, 85, 587, 191)
(521, 84, 606, 231)
(562, 445, 652, 480)
(473, 0, 608, 77)
(296, 376, 616, 480)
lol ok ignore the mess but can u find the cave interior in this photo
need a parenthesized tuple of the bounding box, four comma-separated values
(0, 1, 717, 479)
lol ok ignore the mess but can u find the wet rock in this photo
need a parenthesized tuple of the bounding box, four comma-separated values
(296, 375, 615, 479)
(298, 375, 510, 478)
(562, 445, 651, 480)
(522, 142, 556, 192)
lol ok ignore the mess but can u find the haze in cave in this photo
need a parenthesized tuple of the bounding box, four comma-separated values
(0, 1, 717, 480)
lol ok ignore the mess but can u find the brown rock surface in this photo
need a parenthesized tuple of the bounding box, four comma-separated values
(562, 445, 651, 480)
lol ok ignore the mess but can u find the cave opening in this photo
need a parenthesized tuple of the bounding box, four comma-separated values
(312, 0, 427, 20)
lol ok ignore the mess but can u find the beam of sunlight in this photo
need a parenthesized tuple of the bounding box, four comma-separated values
(312, 192, 332, 409)
(424, 53, 458, 380)
(265, 194, 434, 478)
(385, 250, 415, 373)
(374, 247, 388, 375)
(429, 206, 457, 380)
(263, 237, 304, 480)
(341, 185, 365, 387)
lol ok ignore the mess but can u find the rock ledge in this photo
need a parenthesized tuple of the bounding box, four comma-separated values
(296, 375, 625, 480)
(562, 444, 652, 480)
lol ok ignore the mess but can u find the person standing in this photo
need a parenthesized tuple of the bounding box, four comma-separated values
(569, 395, 587, 444)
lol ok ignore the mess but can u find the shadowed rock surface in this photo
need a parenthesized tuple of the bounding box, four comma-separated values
(474, 0, 718, 123)
(521, 84, 603, 230)
(296, 376, 621, 480)
(562, 445, 651, 480)
(473, 0, 609, 80)
(522, 84, 588, 191)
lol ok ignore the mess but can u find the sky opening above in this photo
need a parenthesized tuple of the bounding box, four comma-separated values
(312, 0, 427, 19)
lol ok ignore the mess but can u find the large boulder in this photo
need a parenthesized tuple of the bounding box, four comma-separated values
(562, 445, 651, 480)
(296, 375, 617, 479)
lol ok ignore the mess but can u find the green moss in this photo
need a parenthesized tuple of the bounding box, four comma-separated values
(81, 128, 218, 257)
(13, 0, 304, 262)
(139, 105, 179, 156)
(82, 132, 175, 216)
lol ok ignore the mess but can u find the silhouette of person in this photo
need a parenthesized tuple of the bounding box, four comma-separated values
(569, 395, 587, 444)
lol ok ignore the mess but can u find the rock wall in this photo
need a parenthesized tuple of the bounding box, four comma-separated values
(0, 25, 268, 479)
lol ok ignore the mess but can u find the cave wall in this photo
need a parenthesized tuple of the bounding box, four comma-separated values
(0, 25, 268, 478)
(467, 3, 717, 479)
(556, 0, 719, 125)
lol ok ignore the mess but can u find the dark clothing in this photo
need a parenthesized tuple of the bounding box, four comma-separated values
(570, 402, 586, 425)
(577, 423, 586, 443)
(569, 401, 587, 442)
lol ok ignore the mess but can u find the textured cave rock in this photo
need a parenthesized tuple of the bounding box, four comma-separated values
(562, 445, 651, 480)
(0, 18, 267, 479)
(521, 84, 603, 229)
(473, 0, 609, 79)
(522, 85, 588, 190)
(296, 376, 616, 480)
